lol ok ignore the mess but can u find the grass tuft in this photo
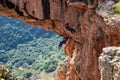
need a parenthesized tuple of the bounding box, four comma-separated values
(113, 2, 120, 13)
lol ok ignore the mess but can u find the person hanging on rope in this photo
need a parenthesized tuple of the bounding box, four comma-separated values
(58, 21, 76, 49)
(64, 21, 76, 33)
(58, 34, 69, 49)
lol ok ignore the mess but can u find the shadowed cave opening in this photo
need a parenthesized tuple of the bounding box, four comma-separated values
(0, 16, 65, 79)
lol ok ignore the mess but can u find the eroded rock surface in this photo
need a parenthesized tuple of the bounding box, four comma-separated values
(99, 47, 120, 80)
(0, 0, 120, 80)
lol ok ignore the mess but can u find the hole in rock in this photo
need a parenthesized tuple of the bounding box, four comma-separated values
(0, 16, 65, 79)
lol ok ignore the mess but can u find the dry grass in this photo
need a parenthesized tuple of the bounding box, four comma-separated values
(39, 71, 57, 80)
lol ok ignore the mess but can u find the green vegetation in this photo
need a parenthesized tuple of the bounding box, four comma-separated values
(110, 51, 116, 59)
(110, 51, 116, 79)
(5, 37, 65, 79)
(0, 65, 13, 80)
(0, 16, 65, 79)
(111, 63, 115, 68)
(111, 63, 115, 79)
(113, 2, 120, 13)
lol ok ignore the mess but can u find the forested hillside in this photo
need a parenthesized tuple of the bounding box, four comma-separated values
(0, 16, 54, 50)
(0, 16, 65, 79)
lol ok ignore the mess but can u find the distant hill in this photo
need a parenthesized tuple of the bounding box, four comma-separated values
(0, 16, 54, 50)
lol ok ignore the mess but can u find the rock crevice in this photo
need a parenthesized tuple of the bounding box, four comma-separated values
(42, 0, 50, 19)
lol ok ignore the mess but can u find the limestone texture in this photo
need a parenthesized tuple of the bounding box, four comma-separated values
(0, 0, 120, 80)
(99, 47, 120, 80)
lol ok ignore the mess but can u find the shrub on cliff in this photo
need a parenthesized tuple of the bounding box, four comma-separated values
(0, 65, 13, 80)
(113, 2, 120, 13)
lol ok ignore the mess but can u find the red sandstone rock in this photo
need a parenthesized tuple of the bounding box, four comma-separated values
(0, 0, 120, 80)
(64, 39, 75, 56)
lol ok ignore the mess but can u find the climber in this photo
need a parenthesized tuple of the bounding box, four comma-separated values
(58, 34, 69, 49)
(64, 21, 76, 33)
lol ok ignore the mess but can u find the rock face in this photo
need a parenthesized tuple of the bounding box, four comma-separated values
(99, 47, 120, 80)
(0, 0, 120, 80)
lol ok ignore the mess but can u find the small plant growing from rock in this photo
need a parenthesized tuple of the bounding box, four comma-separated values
(110, 51, 116, 59)
(112, 2, 120, 13)
(111, 63, 115, 68)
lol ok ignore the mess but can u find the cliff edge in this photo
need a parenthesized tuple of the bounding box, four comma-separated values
(0, 0, 120, 80)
